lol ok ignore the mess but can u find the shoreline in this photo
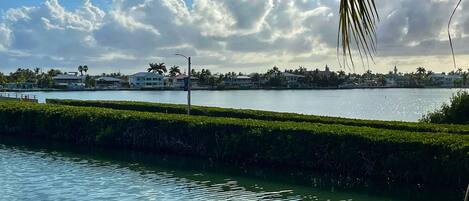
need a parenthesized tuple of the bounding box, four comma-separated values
(2, 86, 468, 92)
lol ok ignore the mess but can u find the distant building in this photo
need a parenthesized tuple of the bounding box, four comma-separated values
(96, 77, 124, 89)
(167, 74, 199, 89)
(385, 74, 410, 87)
(5, 82, 37, 90)
(427, 73, 461, 87)
(282, 72, 305, 88)
(224, 75, 253, 88)
(52, 73, 85, 89)
(308, 65, 332, 78)
(129, 72, 164, 88)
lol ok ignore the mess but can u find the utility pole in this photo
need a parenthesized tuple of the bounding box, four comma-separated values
(187, 56, 191, 115)
(176, 54, 191, 115)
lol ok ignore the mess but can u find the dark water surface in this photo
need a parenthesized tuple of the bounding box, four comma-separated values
(18, 88, 468, 121)
(0, 136, 462, 201)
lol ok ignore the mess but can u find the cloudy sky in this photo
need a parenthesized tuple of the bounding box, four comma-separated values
(0, 0, 468, 74)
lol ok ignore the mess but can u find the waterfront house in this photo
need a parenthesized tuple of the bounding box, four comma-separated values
(96, 77, 124, 89)
(5, 82, 37, 90)
(427, 73, 461, 87)
(52, 73, 85, 89)
(308, 66, 332, 79)
(385, 74, 410, 87)
(282, 72, 305, 88)
(129, 72, 164, 89)
(167, 74, 199, 89)
(224, 75, 254, 88)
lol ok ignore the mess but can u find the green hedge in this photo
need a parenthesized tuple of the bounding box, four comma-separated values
(47, 99, 469, 135)
(422, 91, 469, 124)
(1, 101, 468, 187)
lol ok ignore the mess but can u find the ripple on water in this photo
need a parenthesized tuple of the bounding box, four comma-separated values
(0, 146, 302, 201)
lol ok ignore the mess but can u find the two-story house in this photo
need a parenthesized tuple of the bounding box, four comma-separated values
(129, 72, 164, 88)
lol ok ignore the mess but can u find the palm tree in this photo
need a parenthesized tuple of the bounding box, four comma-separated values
(339, 0, 462, 68)
(148, 63, 167, 75)
(416, 67, 426, 76)
(83, 65, 88, 75)
(78, 66, 83, 76)
(169, 65, 181, 77)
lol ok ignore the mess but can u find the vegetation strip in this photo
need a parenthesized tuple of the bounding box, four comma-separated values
(0, 101, 467, 187)
(47, 99, 469, 135)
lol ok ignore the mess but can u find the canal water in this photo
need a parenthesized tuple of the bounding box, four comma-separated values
(17, 88, 468, 121)
(0, 136, 462, 201)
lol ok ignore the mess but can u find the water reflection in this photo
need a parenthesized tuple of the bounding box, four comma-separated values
(0, 136, 462, 201)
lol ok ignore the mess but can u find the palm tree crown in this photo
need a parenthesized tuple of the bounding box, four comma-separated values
(169, 65, 181, 77)
(83, 65, 88, 74)
(78, 65, 83, 76)
(148, 63, 167, 75)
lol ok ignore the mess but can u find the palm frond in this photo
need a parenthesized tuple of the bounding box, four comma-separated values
(448, 0, 463, 70)
(338, 0, 379, 70)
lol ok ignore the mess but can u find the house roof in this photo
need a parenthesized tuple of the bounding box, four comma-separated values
(282, 72, 305, 78)
(235, 75, 252, 79)
(130, 72, 163, 77)
(174, 74, 199, 80)
(96, 77, 123, 82)
(52, 74, 84, 80)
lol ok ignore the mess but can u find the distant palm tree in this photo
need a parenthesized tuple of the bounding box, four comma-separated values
(457, 68, 463, 75)
(148, 63, 167, 75)
(416, 67, 426, 76)
(83, 65, 88, 75)
(34, 68, 40, 75)
(169, 65, 181, 77)
(78, 66, 83, 76)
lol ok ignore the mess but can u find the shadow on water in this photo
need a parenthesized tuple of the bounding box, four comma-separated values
(0, 135, 464, 201)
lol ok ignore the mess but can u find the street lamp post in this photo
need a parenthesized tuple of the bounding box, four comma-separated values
(175, 54, 191, 115)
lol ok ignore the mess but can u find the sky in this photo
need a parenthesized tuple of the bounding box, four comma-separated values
(0, 0, 469, 75)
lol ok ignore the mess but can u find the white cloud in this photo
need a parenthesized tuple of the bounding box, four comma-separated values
(1, 0, 469, 74)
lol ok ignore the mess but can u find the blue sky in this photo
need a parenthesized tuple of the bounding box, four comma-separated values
(0, 0, 468, 74)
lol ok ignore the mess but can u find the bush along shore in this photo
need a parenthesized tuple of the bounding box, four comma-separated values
(0, 101, 468, 188)
(47, 99, 469, 135)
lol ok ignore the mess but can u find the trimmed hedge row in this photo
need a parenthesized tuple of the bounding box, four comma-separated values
(0, 101, 468, 187)
(47, 99, 469, 135)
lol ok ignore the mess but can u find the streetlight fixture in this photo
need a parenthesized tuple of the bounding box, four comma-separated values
(175, 53, 191, 115)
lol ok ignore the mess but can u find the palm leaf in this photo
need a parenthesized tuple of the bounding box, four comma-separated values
(448, 0, 463, 69)
(338, 0, 379, 70)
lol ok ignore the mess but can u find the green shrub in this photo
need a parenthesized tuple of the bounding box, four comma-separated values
(0, 101, 468, 187)
(47, 99, 469, 135)
(422, 91, 469, 124)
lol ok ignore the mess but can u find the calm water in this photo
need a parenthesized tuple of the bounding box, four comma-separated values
(18, 88, 468, 121)
(0, 136, 461, 201)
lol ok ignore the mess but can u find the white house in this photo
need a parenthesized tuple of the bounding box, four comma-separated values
(282, 72, 305, 87)
(129, 72, 164, 88)
(427, 73, 461, 87)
